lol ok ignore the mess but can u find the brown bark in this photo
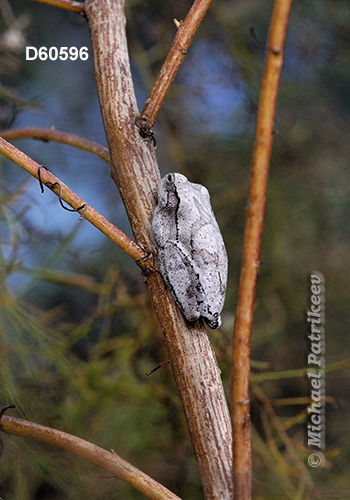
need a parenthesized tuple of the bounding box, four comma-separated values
(85, 0, 233, 497)
(0, 415, 182, 500)
(231, 1, 293, 498)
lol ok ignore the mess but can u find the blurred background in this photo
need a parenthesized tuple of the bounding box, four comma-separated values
(1, 0, 350, 498)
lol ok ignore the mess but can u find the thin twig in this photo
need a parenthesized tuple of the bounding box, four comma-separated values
(249, 25, 280, 55)
(0, 416, 182, 500)
(30, 0, 85, 15)
(0, 137, 151, 269)
(137, 0, 214, 134)
(0, 128, 110, 164)
(251, 358, 350, 384)
(252, 383, 314, 492)
(230, 1, 293, 498)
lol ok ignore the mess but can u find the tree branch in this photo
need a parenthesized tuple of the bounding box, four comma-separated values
(85, 0, 232, 498)
(0, 136, 149, 267)
(30, 0, 85, 15)
(231, 1, 293, 498)
(0, 415, 182, 500)
(0, 127, 110, 163)
(137, 0, 214, 134)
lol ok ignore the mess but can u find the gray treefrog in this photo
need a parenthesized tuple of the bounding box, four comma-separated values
(152, 173, 228, 329)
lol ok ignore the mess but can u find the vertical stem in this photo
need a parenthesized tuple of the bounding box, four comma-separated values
(86, 1, 233, 497)
(85, 0, 159, 252)
(231, 1, 293, 498)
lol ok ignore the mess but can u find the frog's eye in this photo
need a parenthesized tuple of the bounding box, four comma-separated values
(166, 173, 174, 184)
(165, 174, 176, 192)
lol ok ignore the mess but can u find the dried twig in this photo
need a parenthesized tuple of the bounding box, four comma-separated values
(30, 0, 85, 15)
(1, 127, 110, 163)
(0, 415, 181, 500)
(0, 137, 150, 268)
(231, 1, 293, 498)
(137, 0, 214, 136)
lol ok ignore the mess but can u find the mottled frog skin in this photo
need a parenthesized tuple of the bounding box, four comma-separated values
(152, 173, 228, 329)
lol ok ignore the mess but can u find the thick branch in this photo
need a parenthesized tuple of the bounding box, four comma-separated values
(231, 1, 293, 498)
(0, 415, 181, 500)
(85, 0, 232, 498)
(0, 127, 110, 163)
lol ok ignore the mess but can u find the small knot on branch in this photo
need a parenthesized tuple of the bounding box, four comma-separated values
(135, 115, 156, 147)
